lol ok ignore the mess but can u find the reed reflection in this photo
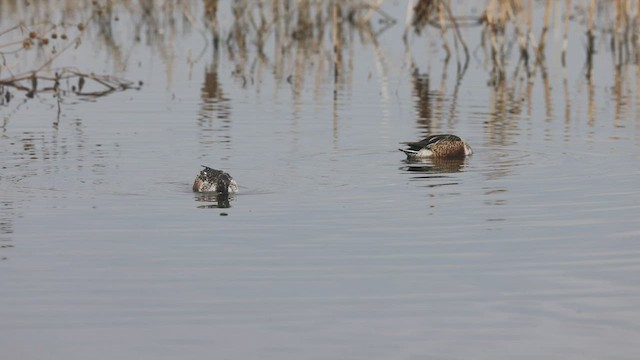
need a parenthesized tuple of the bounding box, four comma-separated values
(402, 157, 467, 176)
(198, 50, 232, 150)
(0, 200, 14, 261)
(612, 64, 634, 129)
(411, 70, 435, 133)
(401, 160, 463, 190)
(409, 65, 462, 136)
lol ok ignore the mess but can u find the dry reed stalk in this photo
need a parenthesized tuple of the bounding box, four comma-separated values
(0, 2, 144, 102)
(437, 0, 469, 73)
(0, 68, 140, 97)
(535, 0, 552, 57)
(332, 1, 342, 82)
(525, 0, 531, 39)
(272, 0, 284, 84)
(437, 1, 451, 61)
(614, 0, 622, 66)
(482, 0, 517, 78)
(356, 0, 384, 25)
(561, 0, 570, 65)
(613, 0, 634, 66)
(403, 0, 414, 42)
(203, 0, 219, 30)
(411, 0, 436, 33)
(585, 0, 595, 79)
(637, 0, 640, 62)
(512, 0, 529, 61)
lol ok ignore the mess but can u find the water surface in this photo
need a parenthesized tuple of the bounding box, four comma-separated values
(1, 1, 640, 359)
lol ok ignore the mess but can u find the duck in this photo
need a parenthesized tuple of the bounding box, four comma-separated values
(193, 166, 238, 194)
(399, 134, 473, 159)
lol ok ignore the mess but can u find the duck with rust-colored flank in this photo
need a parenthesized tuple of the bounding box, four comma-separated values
(193, 166, 238, 194)
(399, 134, 473, 159)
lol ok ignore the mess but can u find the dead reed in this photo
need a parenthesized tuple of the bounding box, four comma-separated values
(1, 0, 639, 124)
(404, 0, 640, 83)
(0, 1, 143, 121)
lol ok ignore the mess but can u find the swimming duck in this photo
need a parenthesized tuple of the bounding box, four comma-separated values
(193, 166, 238, 194)
(399, 134, 473, 159)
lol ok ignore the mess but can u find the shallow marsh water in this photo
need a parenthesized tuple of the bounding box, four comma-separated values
(1, 1, 640, 359)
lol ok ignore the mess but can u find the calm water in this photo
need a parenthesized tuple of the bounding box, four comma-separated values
(2, 1, 640, 359)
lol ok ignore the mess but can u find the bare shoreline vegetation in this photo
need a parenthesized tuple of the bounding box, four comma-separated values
(0, 0, 638, 121)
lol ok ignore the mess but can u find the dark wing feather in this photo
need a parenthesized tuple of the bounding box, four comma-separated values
(200, 165, 224, 179)
(199, 165, 233, 194)
(401, 134, 460, 150)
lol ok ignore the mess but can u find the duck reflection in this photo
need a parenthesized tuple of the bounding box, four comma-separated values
(194, 192, 233, 209)
(403, 157, 466, 174)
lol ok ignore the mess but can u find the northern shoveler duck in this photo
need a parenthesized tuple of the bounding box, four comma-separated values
(193, 166, 238, 194)
(399, 134, 473, 159)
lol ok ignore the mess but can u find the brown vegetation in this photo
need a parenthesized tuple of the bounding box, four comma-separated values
(0, 0, 638, 127)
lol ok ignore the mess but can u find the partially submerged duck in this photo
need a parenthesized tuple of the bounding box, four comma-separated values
(399, 134, 472, 159)
(193, 166, 238, 194)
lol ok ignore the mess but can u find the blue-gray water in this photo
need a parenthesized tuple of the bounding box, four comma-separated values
(1, 1, 640, 359)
